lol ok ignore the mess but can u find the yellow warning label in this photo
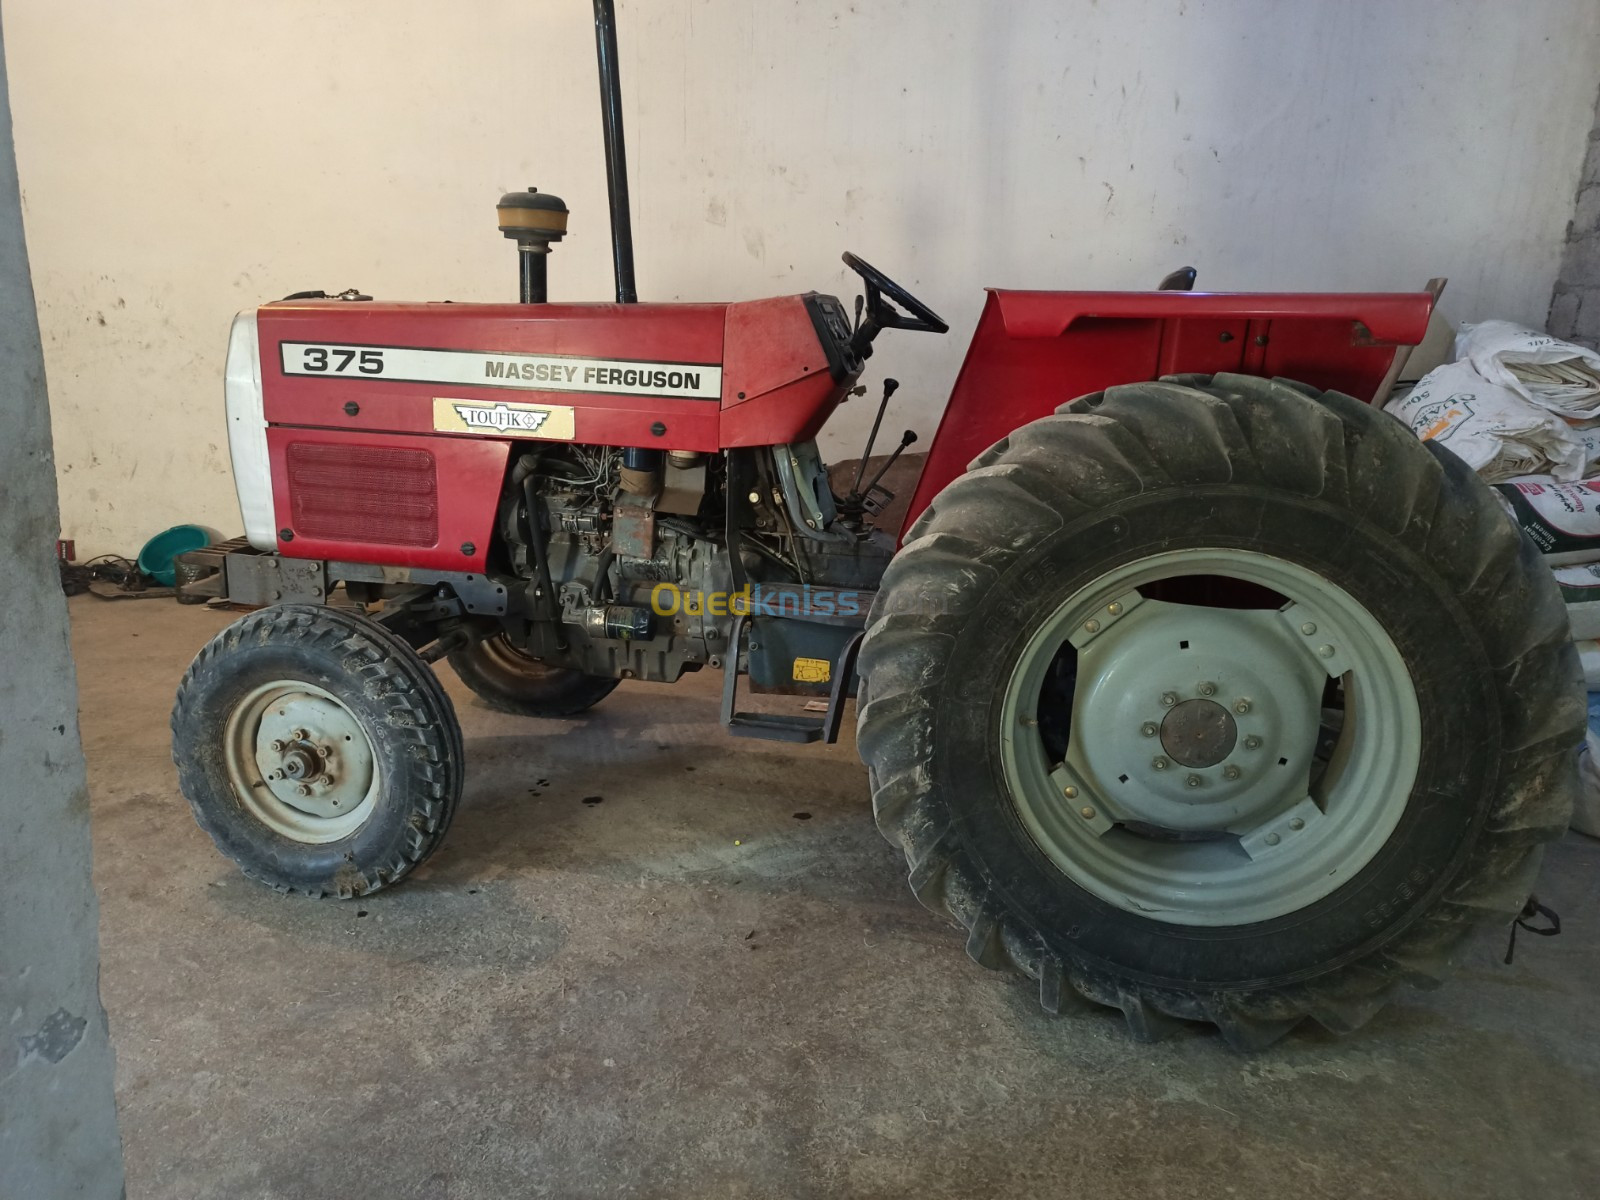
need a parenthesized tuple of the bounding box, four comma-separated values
(793, 657, 831, 684)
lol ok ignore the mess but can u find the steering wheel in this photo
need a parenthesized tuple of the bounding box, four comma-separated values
(843, 251, 949, 337)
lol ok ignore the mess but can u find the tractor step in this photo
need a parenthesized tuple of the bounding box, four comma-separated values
(726, 712, 825, 744)
(719, 614, 864, 745)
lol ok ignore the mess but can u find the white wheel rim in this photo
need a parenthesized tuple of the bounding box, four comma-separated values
(1000, 548, 1421, 927)
(223, 680, 380, 844)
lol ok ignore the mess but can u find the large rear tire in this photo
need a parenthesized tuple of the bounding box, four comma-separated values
(172, 604, 464, 897)
(447, 634, 619, 717)
(857, 373, 1581, 1048)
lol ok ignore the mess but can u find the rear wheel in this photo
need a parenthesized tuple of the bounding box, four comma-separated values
(172, 604, 463, 897)
(447, 633, 619, 717)
(857, 373, 1581, 1048)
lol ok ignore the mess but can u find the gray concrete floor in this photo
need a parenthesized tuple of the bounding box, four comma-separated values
(72, 594, 1600, 1200)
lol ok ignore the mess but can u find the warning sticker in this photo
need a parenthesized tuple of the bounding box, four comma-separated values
(793, 657, 831, 684)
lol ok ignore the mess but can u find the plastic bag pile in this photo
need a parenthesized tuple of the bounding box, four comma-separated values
(1386, 322, 1600, 483)
(1385, 322, 1600, 834)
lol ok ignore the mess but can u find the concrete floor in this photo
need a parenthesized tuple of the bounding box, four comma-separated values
(72, 594, 1600, 1200)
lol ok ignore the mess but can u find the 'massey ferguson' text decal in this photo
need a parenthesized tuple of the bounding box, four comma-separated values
(432, 398, 576, 439)
(279, 341, 722, 400)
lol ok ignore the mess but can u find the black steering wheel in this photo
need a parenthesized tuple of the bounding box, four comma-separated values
(843, 252, 949, 343)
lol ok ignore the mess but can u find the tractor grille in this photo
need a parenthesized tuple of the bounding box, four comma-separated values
(285, 442, 439, 547)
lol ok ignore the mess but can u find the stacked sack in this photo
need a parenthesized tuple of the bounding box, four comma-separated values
(1387, 321, 1600, 835)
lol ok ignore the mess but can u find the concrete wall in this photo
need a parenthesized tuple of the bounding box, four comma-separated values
(6, 0, 1600, 556)
(0, 13, 126, 1199)
(1550, 85, 1600, 348)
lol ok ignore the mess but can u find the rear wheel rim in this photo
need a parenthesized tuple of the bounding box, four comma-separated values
(999, 547, 1420, 927)
(223, 680, 379, 844)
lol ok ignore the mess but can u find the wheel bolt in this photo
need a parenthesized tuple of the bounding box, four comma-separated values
(1185, 774, 1202, 788)
(1244, 735, 1262, 750)
(294, 783, 312, 797)
(1234, 699, 1251, 715)
(1160, 692, 1178, 707)
(268, 769, 284, 781)
(1223, 765, 1241, 781)
(1317, 644, 1336, 659)
(1140, 722, 1158, 737)
(1197, 682, 1216, 697)
(269, 739, 286, 753)
(1152, 756, 1170, 770)
(291, 728, 309, 742)
(1079, 806, 1097, 820)
(1084, 618, 1101, 634)
(317, 745, 331, 758)
(1300, 622, 1317, 636)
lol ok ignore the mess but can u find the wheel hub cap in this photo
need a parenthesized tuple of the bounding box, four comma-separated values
(1160, 699, 1236, 768)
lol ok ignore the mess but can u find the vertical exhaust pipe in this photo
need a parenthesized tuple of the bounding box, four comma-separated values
(593, 0, 638, 304)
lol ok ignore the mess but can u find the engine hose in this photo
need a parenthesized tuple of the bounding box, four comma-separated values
(592, 544, 617, 604)
(521, 475, 566, 650)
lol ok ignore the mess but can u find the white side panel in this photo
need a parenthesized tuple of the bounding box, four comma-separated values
(224, 312, 276, 551)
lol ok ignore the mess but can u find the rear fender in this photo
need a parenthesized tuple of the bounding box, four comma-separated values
(900, 288, 1434, 539)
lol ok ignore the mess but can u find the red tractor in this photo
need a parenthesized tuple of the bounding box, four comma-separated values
(171, 1, 1579, 1048)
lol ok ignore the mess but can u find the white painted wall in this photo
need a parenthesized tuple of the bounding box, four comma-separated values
(6, 0, 1600, 556)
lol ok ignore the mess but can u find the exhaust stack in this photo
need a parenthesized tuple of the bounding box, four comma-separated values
(593, 0, 637, 303)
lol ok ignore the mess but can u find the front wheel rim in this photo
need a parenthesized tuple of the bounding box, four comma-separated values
(223, 680, 380, 844)
(999, 547, 1420, 927)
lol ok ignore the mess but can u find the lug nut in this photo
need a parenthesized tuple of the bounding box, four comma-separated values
(268, 769, 284, 781)
(1140, 722, 1158, 737)
(1084, 618, 1101, 633)
(1079, 806, 1097, 820)
(269, 739, 287, 753)
(1300, 622, 1317, 636)
(1062, 785, 1078, 799)
(1222, 765, 1241, 781)
(1160, 692, 1178, 707)
(1152, 756, 1170, 770)
(1185, 774, 1202, 789)
(294, 784, 312, 797)
(1244, 735, 1262, 750)
(1197, 682, 1216, 697)
(1234, 699, 1250, 715)
(291, 728, 308, 742)
(317, 745, 331, 758)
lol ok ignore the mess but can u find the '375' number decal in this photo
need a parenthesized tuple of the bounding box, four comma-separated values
(301, 346, 385, 374)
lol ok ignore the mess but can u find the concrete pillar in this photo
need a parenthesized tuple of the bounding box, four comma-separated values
(0, 10, 127, 1198)
(1550, 84, 1600, 348)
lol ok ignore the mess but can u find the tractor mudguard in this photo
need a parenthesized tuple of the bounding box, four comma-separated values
(900, 288, 1435, 538)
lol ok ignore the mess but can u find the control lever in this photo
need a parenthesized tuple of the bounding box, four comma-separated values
(850, 378, 899, 496)
(860, 430, 917, 506)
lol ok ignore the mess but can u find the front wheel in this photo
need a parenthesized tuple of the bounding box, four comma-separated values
(172, 604, 464, 896)
(857, 374, 1581, 1048)
(447, 634, 619, 718)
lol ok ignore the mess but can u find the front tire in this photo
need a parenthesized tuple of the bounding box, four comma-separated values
(172, 604, 464, 897)
(447, 634, 619, 717)
(857, 374, 1581, 1048)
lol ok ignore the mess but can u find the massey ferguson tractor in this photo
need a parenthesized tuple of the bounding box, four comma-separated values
(170, 0, 1580, 1049)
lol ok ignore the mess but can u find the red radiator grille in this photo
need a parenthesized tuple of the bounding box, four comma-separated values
(286, 442, 439, 547)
